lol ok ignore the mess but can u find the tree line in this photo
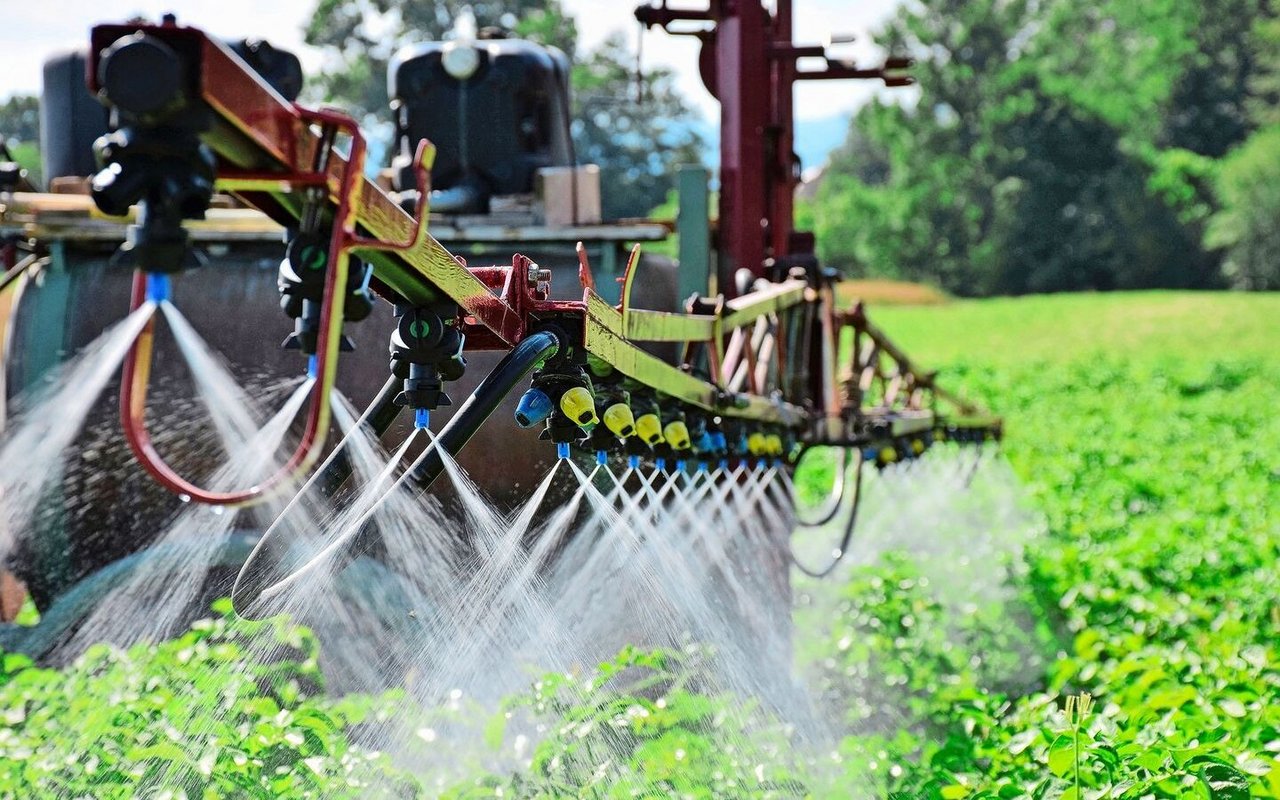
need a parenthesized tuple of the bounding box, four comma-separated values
(800, 0, 1280, 294)
(4, 1, 1275, 293)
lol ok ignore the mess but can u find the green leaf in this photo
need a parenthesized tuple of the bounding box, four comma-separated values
(1048, 734, 1075, 778)
(1197, 763, 1250, 800)
(1148, 685, 1197, 710)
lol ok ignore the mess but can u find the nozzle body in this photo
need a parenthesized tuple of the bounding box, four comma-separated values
(635, 413, 664, 445)
(559, 386, 598, 427)
(515, 387, 554, 428)
(663, 420, 691, 450)
(603, 402, 636, 438)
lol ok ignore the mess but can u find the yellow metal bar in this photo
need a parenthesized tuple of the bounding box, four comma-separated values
(582, 292, 803, 424)
(721, 279, 808, 330)
(624, 308, 717, 342)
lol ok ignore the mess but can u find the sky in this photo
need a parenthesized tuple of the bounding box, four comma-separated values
(6, 0, 902, 122)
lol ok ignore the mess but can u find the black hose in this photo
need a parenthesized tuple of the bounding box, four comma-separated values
(231, 329, 562, 618)
(790, 452, 865, 579)
(792, 446, 849, 528)
(407, 328, 561, 490)
(317, 374, 403, 497)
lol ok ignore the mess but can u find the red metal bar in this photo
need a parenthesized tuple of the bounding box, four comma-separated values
(118, 107, 363, 505)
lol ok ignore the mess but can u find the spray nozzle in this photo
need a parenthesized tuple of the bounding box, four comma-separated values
(764, 433, 783, 457)
(389, 305, 466, 416)
(144, 272, 171, 304)
(596, 450, 608, 466)
(663, 420, 691, 450)
(515, 387, 554, 428)
(557, 442, 571, 460)
(628, 454, 641, 470)
(559, 386, 598, 428)
(603, 402, 636, 438)
(635, 413, 664, 445)
(415, 408, 431, 429)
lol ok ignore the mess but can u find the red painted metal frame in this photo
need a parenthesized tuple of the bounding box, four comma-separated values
(117, 106, 363, 505)
(635, 1, 913, 295)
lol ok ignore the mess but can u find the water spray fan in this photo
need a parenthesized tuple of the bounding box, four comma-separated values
(66, 17, 1003, 612)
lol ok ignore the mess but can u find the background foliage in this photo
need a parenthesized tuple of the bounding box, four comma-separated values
(803, 0, 1280, 295)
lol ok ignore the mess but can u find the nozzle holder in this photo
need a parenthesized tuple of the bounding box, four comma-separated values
(91, 33, 215, 276)
(389, 305, 466, 413)
(94, 126, 215, 274)
(524, 361, 595, 444)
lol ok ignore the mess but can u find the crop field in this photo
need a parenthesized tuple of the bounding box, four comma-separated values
(0, 291, 1275, 798)
(855, 291, 1280, 798)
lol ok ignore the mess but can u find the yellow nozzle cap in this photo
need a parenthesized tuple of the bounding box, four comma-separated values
(912, 439, 925, 455)
(559, 386, 598, 428)
(663, 420, 691, 450)
(603, 402, 636, 438)
(635, 413, 664, 445)
(765, 433, 783, 456)
(747, 432, 767, 456)
(880, 446, 897, 464)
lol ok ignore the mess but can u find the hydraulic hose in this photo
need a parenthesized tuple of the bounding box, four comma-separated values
(230, 328, 563, 618)
(791, 445, 850, 528)
(790, 450, 865, 579)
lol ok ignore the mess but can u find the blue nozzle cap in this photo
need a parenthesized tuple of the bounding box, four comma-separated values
(557, 442, 571, 460)
(773, 458, 784, 468)
(306, 355, 318, 380)
(655, 457, 666, 472)
(695, 432, 714, 453)
(710, 431, 727, 451)
(675, 459, 686, 472)
(697, 461, 708, 473)
(414, 408, 431, 429)
(628, 454, 641, 470)
(514, 388, 554, 428)
(718, 458, 729, 471)
(596, 450, 608, 466)
(144, 273, 171, 304)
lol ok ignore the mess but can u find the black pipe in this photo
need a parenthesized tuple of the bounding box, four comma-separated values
(791, 452, 865, 579)
(407, 329, 561, 490)
(317, 374, 404, 498)
(231, 329, 562, 618)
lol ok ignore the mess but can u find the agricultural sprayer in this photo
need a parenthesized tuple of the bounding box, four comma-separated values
(0, 2, 999, 652)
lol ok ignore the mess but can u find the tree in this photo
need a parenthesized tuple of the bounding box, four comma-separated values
(807, 0, 1244, 295)
(0, 95, 39, 144)
(1206, 126, 1280, 289)
(570, 33, 702, 219)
